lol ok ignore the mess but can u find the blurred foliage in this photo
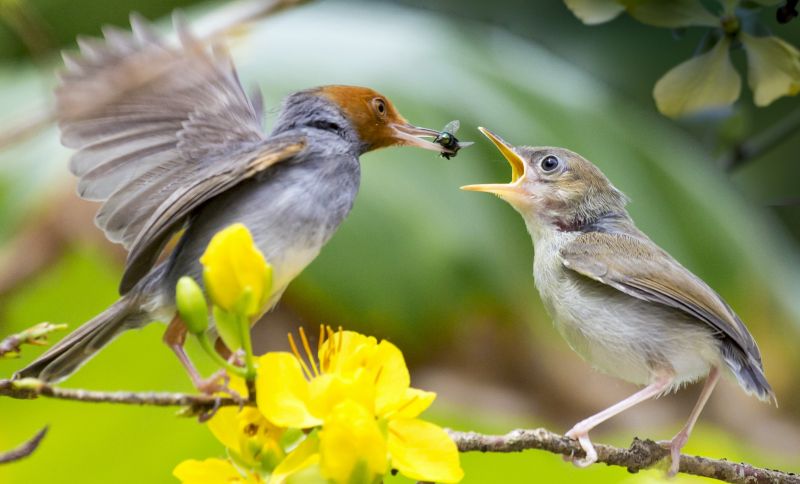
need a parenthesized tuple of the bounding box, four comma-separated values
(0, 0, 799, 483)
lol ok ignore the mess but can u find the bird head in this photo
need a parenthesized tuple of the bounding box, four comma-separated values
(461, 127, 628, 233)
(314, 85, 450, 154)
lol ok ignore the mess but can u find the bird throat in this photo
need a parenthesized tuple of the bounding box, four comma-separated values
(553, 211, 629, 234)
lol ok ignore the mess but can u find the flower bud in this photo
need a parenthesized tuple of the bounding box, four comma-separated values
(200, 223, 273, 317)
(175, 277, 209, 335)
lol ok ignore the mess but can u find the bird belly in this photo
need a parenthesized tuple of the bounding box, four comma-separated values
(534, 246, 719, 388)
(161, 151, 360, 313)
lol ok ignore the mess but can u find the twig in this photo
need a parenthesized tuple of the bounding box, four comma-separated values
(0, 427, 48, 465)
(0, 378, 242, 416)
(448, 428, 799, 484)
(720, 106, 800, 171)
(0, 379, 794, 482)
(0, 323, 67, 358)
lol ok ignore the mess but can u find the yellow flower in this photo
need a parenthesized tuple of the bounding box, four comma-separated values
(208, 406, 286, 471)
(319, 400, 387, 483)
(741, 33, 800, 107)
(200, 223, 273, 317)
(173, 458, 264, 484)
(653, 36, 741, 118)
(565, 0, 718, 28)
(256, 328, 463, 484)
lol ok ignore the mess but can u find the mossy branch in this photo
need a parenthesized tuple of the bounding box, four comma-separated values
(0, 378, 797, 483)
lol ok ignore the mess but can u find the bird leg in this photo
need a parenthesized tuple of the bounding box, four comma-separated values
(564, 373, 673, 467)
(163, 315, 235, 397)
(659, 366, 720, 477)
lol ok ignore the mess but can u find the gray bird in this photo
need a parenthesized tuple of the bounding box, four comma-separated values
(16, 15, 453, 386)
(462, 127, 774, 476)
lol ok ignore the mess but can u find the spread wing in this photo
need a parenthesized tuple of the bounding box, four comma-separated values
(56, 14, 303, 293)
(559, 231, 762, 364)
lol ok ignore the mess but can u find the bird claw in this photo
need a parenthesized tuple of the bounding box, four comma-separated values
(657, 433, 688, 477)
(194, 369, 242, 401)
(564, 427, 598, 468)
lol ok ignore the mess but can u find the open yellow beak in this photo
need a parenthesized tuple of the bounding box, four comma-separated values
(460, 127, 527, 198)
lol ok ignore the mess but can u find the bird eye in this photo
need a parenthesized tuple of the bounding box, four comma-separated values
(540, 155, 560, 172)
(373, 98, 387, 116)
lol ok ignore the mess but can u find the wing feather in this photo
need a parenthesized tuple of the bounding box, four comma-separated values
(560, 231, 761, 363)
(57, 13, 266, 256)
(119, 137, 306, 292)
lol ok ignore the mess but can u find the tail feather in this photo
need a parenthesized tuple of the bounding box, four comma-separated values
(722, 345, 776, 405)
(14, 296, 148, 382)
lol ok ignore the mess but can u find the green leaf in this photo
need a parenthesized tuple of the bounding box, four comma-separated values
(623, 0, 719, 27)
(563, 0, 624, 24)
(653, 36, 740, 117)
(741, 33, 800, 107)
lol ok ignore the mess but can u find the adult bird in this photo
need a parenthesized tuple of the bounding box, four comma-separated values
(16, 14, 454, 388)
(462, 128, 774, 476)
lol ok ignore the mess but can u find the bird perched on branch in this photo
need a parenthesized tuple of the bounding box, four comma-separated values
(462, 128, 774, 476)
(16, 14, 456, 388)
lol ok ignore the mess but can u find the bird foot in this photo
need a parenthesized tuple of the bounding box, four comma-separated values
(193, 369, 241, 400)
(564, 426, 598, 468)
(657, 432, 688, 477)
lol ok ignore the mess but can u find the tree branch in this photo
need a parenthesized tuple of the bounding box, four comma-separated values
(0, 323, 66, 358)
(0, 427, 48, 465)
(0, 378, 239, 416)
(0, 378, 796, 482)
(448, 428, 799, 484)
(719, 106, 800, 171)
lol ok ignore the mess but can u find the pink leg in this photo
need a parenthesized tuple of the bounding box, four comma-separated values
(163, 316, 232, 396)
(565, 373, 673, 467)
(661, 366, 720, 477)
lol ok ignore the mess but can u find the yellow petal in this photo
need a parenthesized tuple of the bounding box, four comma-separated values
(269, 435, 321, 484)
(207, 375, 252, 453)
(564, 0, 624, 25)
(625, 0, 718, 28)
(319, 400, 387, 484)
(654, 36, 740, 118)
(173, 458, 257, 484)
(307, 372, 376, 419)
(387, 419, 463, 483)
(209, 406, 284, 469)
(256, 353, 321, 428)
(373, 340, 411, 416)
(386, 388, 436, 419)
(200, 223, 272, 315)
(318, 330, 377, 375)
(741, 33, 800, 107)
(208, 407, 243, 453)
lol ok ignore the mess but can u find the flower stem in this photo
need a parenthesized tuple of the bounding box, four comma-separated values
(238, 314, 257, 386)
(197, 333, 246, 378)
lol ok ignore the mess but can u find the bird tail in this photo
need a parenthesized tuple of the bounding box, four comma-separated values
(14, 294, 151, 383)
(722, 346, 777, 406)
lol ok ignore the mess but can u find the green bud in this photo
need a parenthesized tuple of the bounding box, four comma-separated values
(175, 277, 209, 335)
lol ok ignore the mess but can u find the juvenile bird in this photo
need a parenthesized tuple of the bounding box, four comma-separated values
(462, 128, 774, 476)
(16, 15, 453, 387)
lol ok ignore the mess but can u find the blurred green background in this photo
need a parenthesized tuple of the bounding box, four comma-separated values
(0, 0, 799, 482)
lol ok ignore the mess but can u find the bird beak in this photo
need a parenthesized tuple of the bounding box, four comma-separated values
(391, 123, 454, 155)
(460, 127, 527, 200)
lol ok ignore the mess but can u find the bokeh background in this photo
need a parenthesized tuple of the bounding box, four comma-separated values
(0, 0, 799, 482)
